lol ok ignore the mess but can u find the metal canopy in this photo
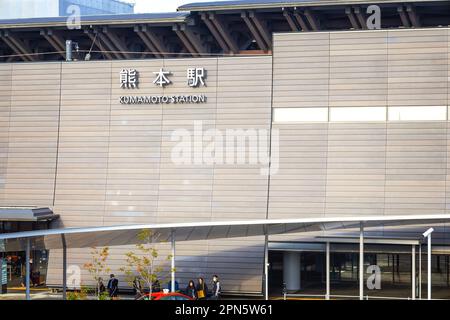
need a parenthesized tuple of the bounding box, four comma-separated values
(0, 207, 58, 222)
(178, 0, 445, 11)
(0, 214, 449, 252)
(0, 12, 190, 28)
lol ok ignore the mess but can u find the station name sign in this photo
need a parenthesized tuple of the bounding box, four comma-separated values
(119, 67, 207, 105)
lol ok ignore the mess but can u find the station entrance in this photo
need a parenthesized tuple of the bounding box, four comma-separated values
(268, 242, 450, 300)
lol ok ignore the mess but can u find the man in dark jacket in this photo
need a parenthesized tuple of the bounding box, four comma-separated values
(107, 274, 119, 299)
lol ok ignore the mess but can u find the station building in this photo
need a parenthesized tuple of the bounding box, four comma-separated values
(1, 0, 450, 299)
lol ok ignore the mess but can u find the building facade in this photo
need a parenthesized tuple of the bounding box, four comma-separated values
(1, 26, 450, 298)
(0, 0, 134, 19)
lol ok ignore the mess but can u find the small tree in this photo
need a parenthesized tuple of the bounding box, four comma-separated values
(83, 247, 111, 300)
(120, 229, 174, 299)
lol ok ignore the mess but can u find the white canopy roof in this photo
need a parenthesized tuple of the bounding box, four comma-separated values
(1, 214, 449, 252)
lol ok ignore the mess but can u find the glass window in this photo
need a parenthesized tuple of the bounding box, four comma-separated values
(388, 106, 447, 121)
(273, 108, 328, 123)
(330, 107, 386, 122)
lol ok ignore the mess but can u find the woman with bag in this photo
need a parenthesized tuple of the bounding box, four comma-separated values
(196, 277, 208, 300)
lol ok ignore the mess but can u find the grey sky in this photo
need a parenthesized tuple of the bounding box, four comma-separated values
(133, 0, 220, 13)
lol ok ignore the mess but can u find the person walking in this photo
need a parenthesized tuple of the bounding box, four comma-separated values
(211, 275, 221, 300)
(196, 277, 208, 300)
(186, 280, 197, 300)
(107, 274, 119, 300)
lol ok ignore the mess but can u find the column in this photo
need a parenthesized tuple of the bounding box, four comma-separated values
(283, 251, 301, 292)
(326, 242, 330, 300)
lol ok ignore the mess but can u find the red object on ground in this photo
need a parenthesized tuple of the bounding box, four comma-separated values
(140, 292, 194, 300)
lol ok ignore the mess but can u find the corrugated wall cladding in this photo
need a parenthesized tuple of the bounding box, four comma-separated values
(270, 29, 450, 244)
(2, 27, 450, 294)
(0, 56, 272, 293)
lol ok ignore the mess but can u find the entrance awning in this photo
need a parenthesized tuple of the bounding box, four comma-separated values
(0, 207, 58, 222)
(0, 214, 449, 252)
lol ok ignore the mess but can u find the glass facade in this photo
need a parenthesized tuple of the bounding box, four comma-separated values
(269, 244, 450, 300)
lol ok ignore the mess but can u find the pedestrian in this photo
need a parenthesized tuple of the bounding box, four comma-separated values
(132, 277, 142, 299)
(186, 280, 197, 300)
(211, 275, 221, 300)
(107, 274, 119, 300)
(196, 277, 208, 300)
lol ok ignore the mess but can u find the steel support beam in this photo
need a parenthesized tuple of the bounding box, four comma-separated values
(0, 31, 34, 61)
(201, 13, 230, 53)
(143, 26, 169, 58)
(397, 6, 411, 28)
(293, 9, 309, 31)
(134, 26, 163, 58)
(84, 30, 114, 60)
(353, 6, 367, 30)
(304, 9, 320, 31)
(282, 9, 300, 31)
(102, 28, 132, 59)
(40, 29, 66, 58)
(209, 13, 239, 54)
(406, 5, 421, 28)
(173, 25, 198, 57)
(95, 30, 123, 59)
(345, 7, 360, 29)
(241, 11, 268, 51)
(180, 24, 207, 55)
(248, 11, 271, 49)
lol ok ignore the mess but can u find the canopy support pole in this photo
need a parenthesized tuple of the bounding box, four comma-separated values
(412, 245, 416, 300)
(171, 230, 176, 293)
(326, 242, 330, 300)
(62, 235, 67, 300)
(427, 233, 432, 300)
(359, 222, 364, 300)
(25, 238, 30, 300)
(419, 244, 422, 299)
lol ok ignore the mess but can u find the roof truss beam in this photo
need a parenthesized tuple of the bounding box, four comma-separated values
(0, 30, 35, 61)
(142, 25, 170, 58)
(201, 12, 230, 54)
(345, 7, 361, 29)
(209, 13, 239, 54)
(93, 28, 123, 59)
(173, 24, 199, 57)
(248, 11, 271, 49)
(40, 29, 66, 58)
(241, 11, 268, 51)
(101, 27, 132, 59)
(303, 9, 320, 31)
(293, 8, 310, 31)
(353, 6, 367, 30)
(406, 4, 421, 28)
(83, 29, 114, 60)
(134, 25, 163, 58)
(282, 8, 300, 32)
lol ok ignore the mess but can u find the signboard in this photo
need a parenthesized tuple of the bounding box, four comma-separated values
(119, 67, 208, 105)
